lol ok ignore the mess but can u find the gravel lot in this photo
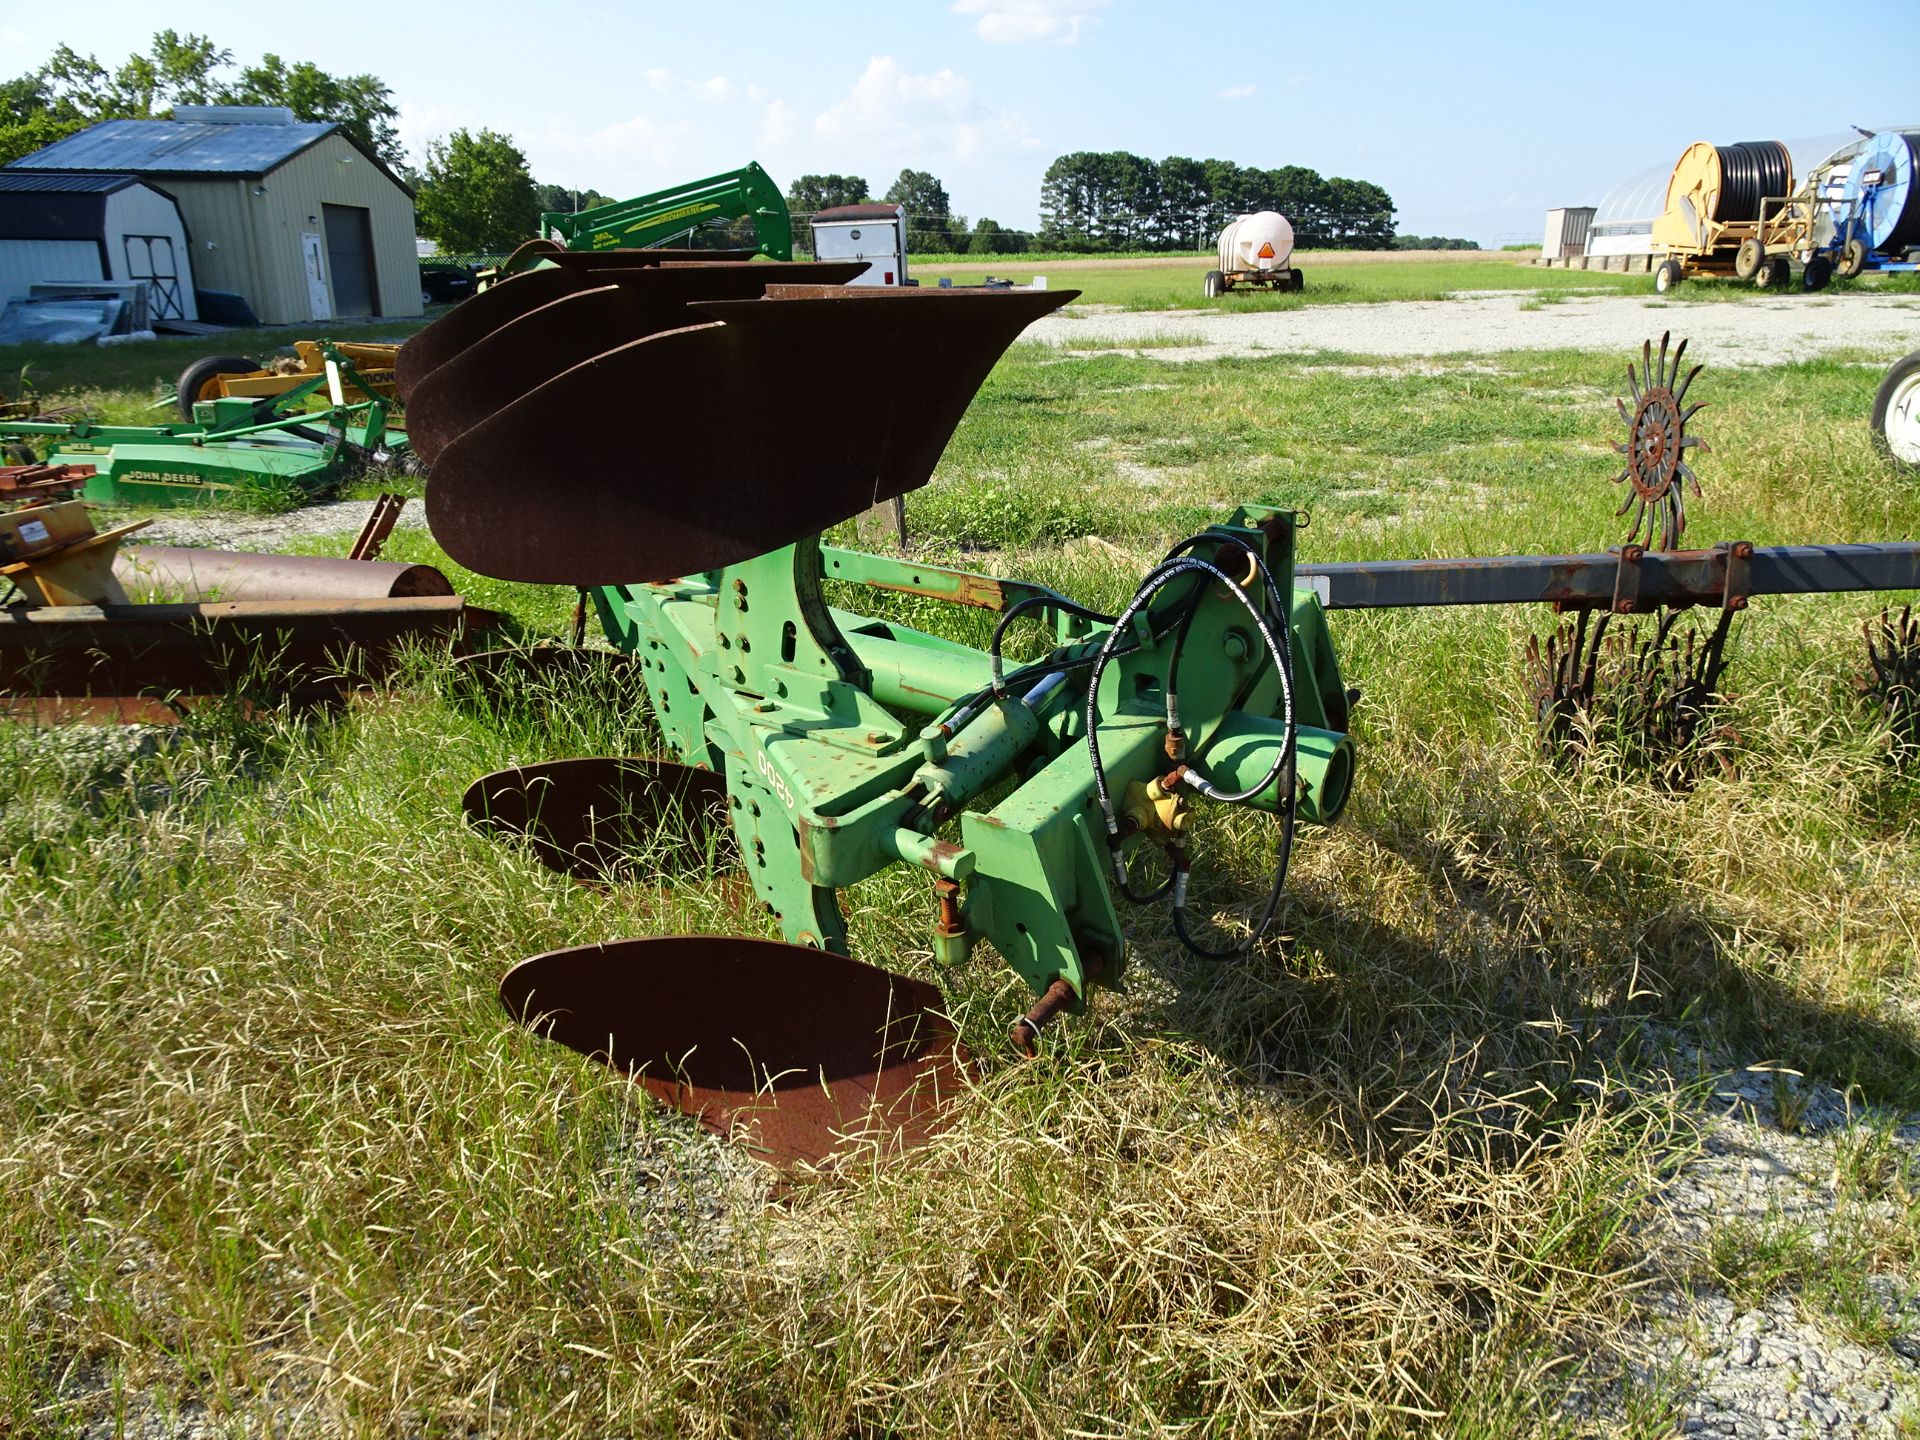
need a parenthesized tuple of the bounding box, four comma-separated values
(1028, 289, 1920, 365)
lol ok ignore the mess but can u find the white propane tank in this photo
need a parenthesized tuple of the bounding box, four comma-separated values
(1217, 211, 1295, 273)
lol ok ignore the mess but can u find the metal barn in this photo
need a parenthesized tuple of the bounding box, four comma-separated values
(7, 106, 419, 325)
(0, 172, 196, 321)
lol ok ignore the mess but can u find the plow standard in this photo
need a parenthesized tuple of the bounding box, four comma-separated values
(396, 264, 1920, 1176)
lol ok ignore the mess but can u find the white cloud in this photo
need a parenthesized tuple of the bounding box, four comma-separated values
(814, 57, 1037, 162)
(543, 110, 697, 179)
(642, 68, 768, 104)
(951, 0, 1108, 44)
(758, 99, 801, 150)
(396, 101, 483, 166)
(1219, 84, 1257, 101)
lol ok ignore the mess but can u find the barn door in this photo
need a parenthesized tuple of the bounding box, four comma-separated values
(322, 204, 379, 318)
(122, 235, 184, 321)
(302, 233, 332, 320)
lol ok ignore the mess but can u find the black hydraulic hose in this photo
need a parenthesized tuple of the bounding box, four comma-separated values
(1169, 775, 1296, 961)
(989, 592, 1118, 696)
(1084, 551, 1295, 880)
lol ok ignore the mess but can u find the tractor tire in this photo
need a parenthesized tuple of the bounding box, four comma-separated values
(1754, 257, 1791, 290)
(1871, 350, 1920, 473)
(3, 442, 36, 468)
(176, 354, 261, 420)
(1802, 255, 1833, 292)
(1654, 260, 1683, 293)
(1289, 269, 1304, 292)
(1838, 237, 1870, 279)
(1204, 269, 1223, 298)
(1734, 238, 1765, 280)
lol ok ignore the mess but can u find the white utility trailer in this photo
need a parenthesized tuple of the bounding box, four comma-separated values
(809, 203, 913, 287)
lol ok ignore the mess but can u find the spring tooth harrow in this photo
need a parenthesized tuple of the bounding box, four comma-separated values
(403, 275, 1920, 1176)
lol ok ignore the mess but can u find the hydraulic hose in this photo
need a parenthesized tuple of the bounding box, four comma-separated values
(1082, 539, 1298, 957)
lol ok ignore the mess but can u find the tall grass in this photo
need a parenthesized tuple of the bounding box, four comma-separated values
(3, 339, 1917, 1435)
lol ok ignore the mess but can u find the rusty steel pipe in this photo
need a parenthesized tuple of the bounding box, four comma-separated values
(115, 547, 453, 603)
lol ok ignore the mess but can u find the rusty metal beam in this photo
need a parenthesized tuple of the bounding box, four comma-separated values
(1, 595, 493, 722)
(1296, 543, 1920, 612)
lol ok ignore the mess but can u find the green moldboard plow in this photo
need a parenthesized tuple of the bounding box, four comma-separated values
(403, 281, 1920, 1177)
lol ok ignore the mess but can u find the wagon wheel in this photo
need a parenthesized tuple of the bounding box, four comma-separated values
(175, 355, 262, 419)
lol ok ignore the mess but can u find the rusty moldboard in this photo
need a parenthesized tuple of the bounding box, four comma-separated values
(396, 251, 763, 397)
(500, 936, 972, 1174)
(424, 286, 1076, 586)
(403, 262, 867, 464)
(463, 756, 732, 881)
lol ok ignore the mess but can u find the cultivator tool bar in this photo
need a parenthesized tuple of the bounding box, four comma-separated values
(1, 595, 488, 723)
(417, 311, 1918, 1177)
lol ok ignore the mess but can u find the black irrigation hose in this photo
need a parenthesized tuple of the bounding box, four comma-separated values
(1712, 141, 1793, 224)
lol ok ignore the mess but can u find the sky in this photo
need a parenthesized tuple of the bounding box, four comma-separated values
(6, 1, 1919, 245)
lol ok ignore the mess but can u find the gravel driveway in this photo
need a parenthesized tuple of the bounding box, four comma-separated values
(1027, 290, 1920, 366)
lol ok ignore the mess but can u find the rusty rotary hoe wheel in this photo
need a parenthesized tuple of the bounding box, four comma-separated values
(1613, 331, 1709, 551)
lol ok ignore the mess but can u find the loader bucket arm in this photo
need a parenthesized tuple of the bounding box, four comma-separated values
(539, 162, 795, 261)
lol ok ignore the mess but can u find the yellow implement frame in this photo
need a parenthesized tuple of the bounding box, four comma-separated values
(191, 342, 400, 407)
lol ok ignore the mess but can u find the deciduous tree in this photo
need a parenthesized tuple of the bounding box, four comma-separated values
(415, 129, 539, 254)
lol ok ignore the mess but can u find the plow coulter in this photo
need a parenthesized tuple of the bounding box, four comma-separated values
(400, 261, 1920, 1178)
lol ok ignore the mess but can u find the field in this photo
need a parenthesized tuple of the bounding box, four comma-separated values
(4, 263, 1920, 1436)
(922, 247, 1651, 310)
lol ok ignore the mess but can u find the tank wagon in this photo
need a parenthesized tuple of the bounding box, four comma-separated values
(1205, 211, 1302, 296)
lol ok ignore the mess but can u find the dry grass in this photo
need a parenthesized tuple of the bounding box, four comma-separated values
(3, 341, 1917, 1436)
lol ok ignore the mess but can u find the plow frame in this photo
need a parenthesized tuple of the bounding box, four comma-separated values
(585, 508, 1352, 1005)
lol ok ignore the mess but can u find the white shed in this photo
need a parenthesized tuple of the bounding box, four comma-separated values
(0, 171, 197, 321)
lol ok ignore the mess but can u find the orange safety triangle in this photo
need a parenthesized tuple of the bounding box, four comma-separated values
(1257, 242, 1275, 259)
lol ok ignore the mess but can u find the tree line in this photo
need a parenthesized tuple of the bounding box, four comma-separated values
(785, 172, 1029, 255)
(1, 31, 402, 170)
(1037, 152, 1395, 252)
(4, 34, 1434, 258)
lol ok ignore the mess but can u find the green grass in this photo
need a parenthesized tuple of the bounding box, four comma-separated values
(915, 255, 1646, 311)
(3, 328, 1919, 1434)
(1, 313, 435, 405)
